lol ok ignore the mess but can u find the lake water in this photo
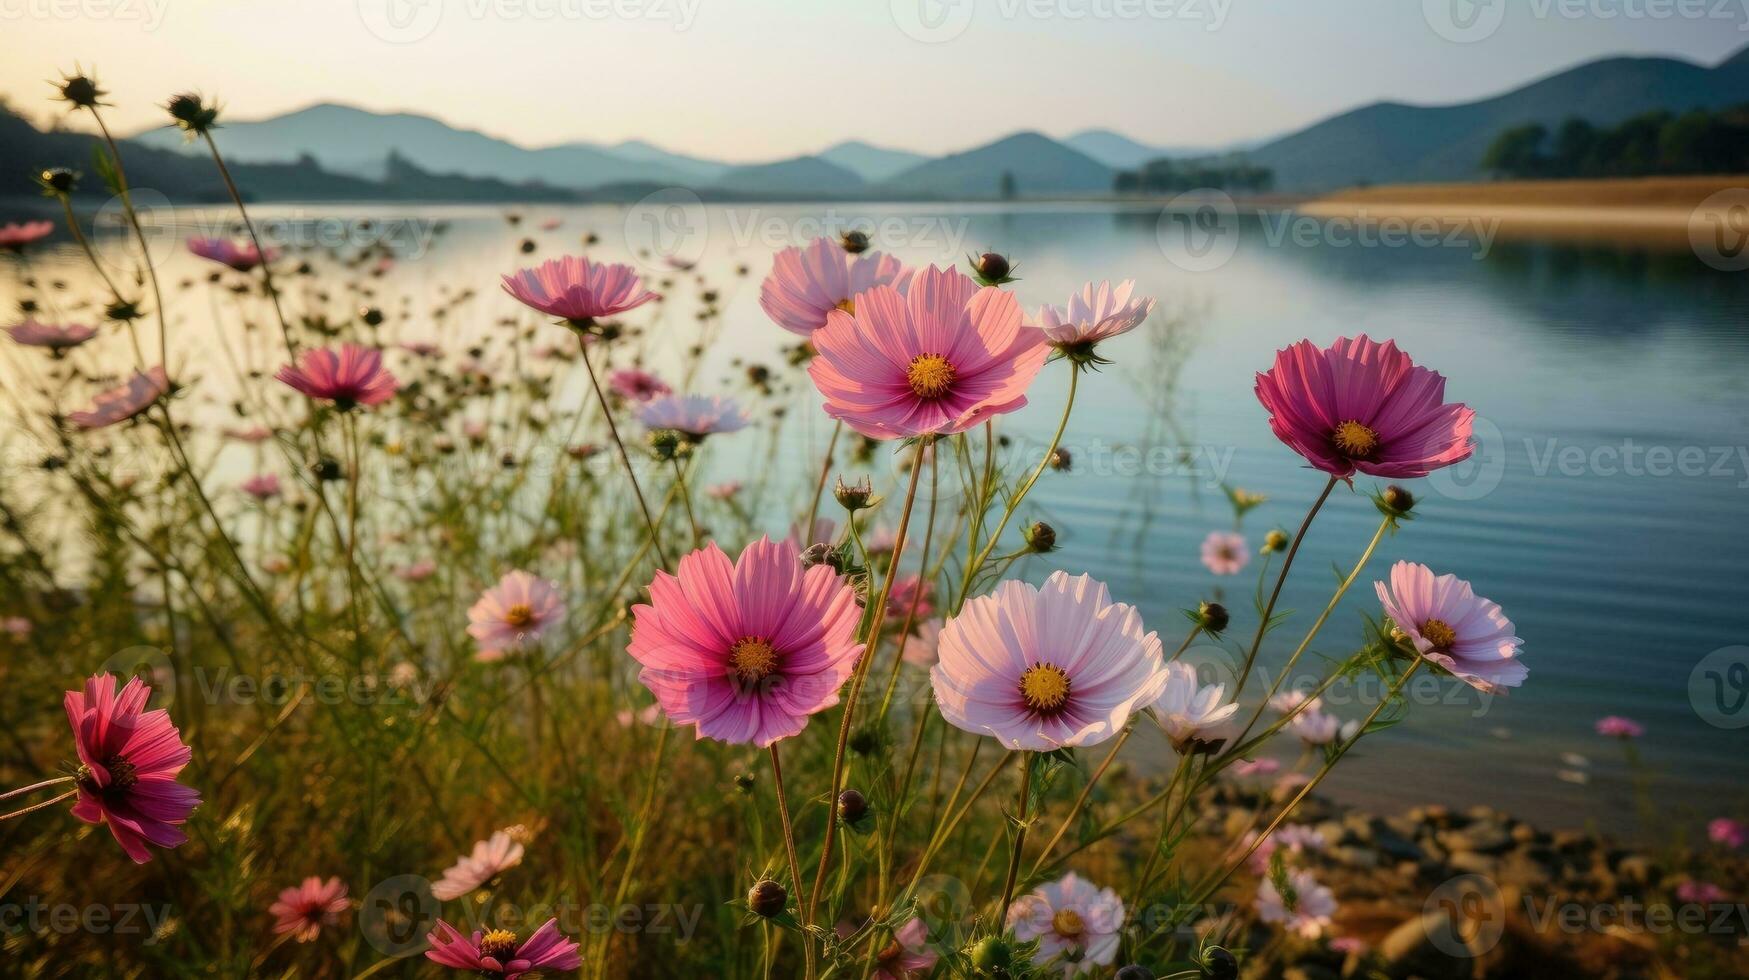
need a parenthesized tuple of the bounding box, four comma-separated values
(6, 200, 1747, 837)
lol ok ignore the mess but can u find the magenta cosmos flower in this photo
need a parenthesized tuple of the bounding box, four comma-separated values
(931, 571, 1169, 751)
(1375, 561, 1525, 693)
(7, 320, 96, 355)
(1256, 868, 1337, 939)
(275, 344, 397, 409)
(608, 368, 671, 402)
(0, 220, 54, 250)
(1255, 335, 1475, 479)
(1200, 531, 1249, 576)
(431, 829, 525, 900)
(68, 367, 171, 429)
(1037, 279, 1155, 352)
(501, 256, 658, 325)
(187, 237, 272, 271)
(759, 236, 913, 336)
(1595, 715, 1644, 738)
(808, 265, 1048, 440)
(466, 571, 564, 657)
(1709, 818, 1747, 849)
(871, 918, 939, 980)
(1006, 872, 1125, 974)
(268, 876, 350, 942)
(240, 473, 281, 501)
(628, 537, 862, 747)
(65, 673, 200, 863)
(636, 393, 749, 440)
(426, 918, 581, 979)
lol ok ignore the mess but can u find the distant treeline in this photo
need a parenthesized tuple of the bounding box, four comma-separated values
(1481, 105, 1749, 179)
(1114, 155, 1275, 194)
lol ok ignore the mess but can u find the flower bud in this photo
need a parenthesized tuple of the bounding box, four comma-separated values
(359, 306, 385, 328)
(799, 543, 838, 571)
(1024, 521, 1057, 553)
(1115, 966, 1153, 980)
(839, 230, 870, 254)
(970, 251, 1014, 286)
(311, 458, 343, 482)
(104, 299, 142, 322)
(834, 475, 875, 512)
(647, 429, 683, 460)
(733, 771, 755, 793)
(836, 788, 869, 825)
(747, 879, 787, 918)
(166, 93, 219, 134)
(37, 167, 78, 196)
(1049, 447, 1072, 472)
(1197, 601, 1229, 635)
(1200, 947, 1238, 980)
(1381, 485, 1415, 516)
(969, 935, 1013, 975)
(1263, 528, 1289, 553)
(57, 73, 105, 109)
(848, 726, 882, 756)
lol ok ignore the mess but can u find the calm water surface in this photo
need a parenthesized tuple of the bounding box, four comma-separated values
(7, 200, 1747, 837)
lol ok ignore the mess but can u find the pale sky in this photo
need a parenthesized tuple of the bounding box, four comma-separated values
(3, 0, 1744, 161)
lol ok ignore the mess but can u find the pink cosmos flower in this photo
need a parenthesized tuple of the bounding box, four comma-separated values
(901, 618, 944, 668)
(871, 917, 938, 980)
(636, 393, 749, 439)
(886, 574, 936, 621)
(399, 341, 442, 358)
(1709, 818, 1747, 849)
(466, 571, 564, 655)
(224, 424, 273, 443)
(0, 220, 54, 249)
(187, 237, 272, 271)
(1677, 880, 1727, 904)
(1006, 872, 1125, 973)
(69, 367, 171, 429)
(706, 481, 742, 501)
(65, 673, 200, 863)
(425, 918, 581, 979)
(1290, 706, 1341, 745)
(1152, 661, 1239, 751)
(1200, 531, 1249, 576)
(268, 876, 350, 942)
(1595, 715, 1644, 738)
(431, 830, 525, 901)
(1270, 690, 1322, 714)
(275, 344, 398, 409)
(7, 320, 96, 354)
(3, 616, 31, 639)
(759, 236, 913, 336)
(240, 474, 281, 501)
(396, 559, 438, 582)
(786, 517, 837, 553)
(1330, 936, 1367, 955)
(931, 571, 1169, 752)
(1036, 279, 1155, 349)
(1376, 561, 1526, 693)
(500, 256, 658, 324)
(1232, 757, 1281, 778)
(807, 265, 1048, 440)
(1255, 335, 1475, 479)
(1256, 868, 1337, 939)
(628, 537, 862, 747)
(609, 368, 671, 402)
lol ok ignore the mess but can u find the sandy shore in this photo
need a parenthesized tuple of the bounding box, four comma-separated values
(1299, 175, 1749, 250)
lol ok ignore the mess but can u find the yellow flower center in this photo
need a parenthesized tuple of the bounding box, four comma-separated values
(479, 929, 518, 960)
(834, 297, 856, 315)
(504, 603, 535, 628)
(1019, 663, 1071, 714)
(1332, 419, 1379, 457)
(1420, 618, 1457, 650)
(729, 636, 778, 682)
(1052, 907, 1084, 938)
(906, 354, 956, 400)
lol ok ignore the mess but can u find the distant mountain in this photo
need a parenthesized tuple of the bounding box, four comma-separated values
(818, 140, 929, 183)
(132, 103, 698, 188)
(0, 106, 575, 204)
(1064, 129, 1272, 168)
(714, 156, 865, 196)
(1250, 44, 1749, 191)
(605, 139, 729, 182)
(883, 132, 1114, 197)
